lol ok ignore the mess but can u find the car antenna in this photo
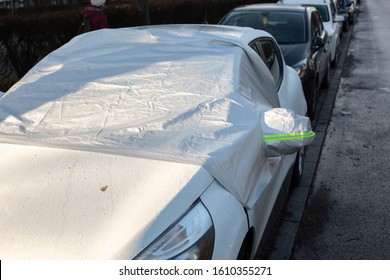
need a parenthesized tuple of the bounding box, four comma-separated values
(202, 0, 208, 24)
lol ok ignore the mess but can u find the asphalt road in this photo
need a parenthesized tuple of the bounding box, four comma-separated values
(265, 0, 390, 260)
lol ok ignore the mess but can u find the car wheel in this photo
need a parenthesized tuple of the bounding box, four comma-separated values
(307, 80, 318, 120)
(331, 43, 340, 68)
(237, 232, 253, 260)
(343, 21, 349, 32)
(291, 147, 305, 187)
(320, 60, 331, 89)
(349, 14, 354, 24)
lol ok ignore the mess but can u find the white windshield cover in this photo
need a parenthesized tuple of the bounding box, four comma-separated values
(0, 25, 279, 208)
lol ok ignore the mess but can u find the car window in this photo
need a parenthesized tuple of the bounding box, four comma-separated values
(311, 4, 330, 22)
(311, 11, 323, 42)
(220, 11, 307, 44)
(263, 11, 307, 44)
(250, 39, 283, 90)
(219, 11, 260, 28)
(330, 0, 337, 18)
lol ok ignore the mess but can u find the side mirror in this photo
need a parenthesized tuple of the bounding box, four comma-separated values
(261, 108, 315, 157)
(315, 36, 326, 49)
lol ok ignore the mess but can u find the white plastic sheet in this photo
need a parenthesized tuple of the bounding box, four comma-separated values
(0, 25, 292, 207)
(261, 108, 315, 157)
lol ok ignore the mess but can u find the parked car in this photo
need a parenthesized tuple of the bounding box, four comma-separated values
(329, 0, 349, 33)
(346, 0, 357, 24)
(334, 0, 349, 31)
(337, 0, 356, 24)
(219, 4, 331, 118)
(279, 0, 344, 69)
(0, 24, 314, 260)
(352, 0, 360, 11)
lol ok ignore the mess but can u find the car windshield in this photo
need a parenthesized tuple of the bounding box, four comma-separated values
(220, 10, 307, 44)
(311, 5, 330, 21)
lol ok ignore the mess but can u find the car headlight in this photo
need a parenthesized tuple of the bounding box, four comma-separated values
(134, 201, 215, 260)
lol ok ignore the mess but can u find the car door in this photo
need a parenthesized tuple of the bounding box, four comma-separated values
(310, 11, 329, 86)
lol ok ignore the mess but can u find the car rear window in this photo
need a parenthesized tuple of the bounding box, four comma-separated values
(220, 10, 307, 44)
(310, 5, 330, 22)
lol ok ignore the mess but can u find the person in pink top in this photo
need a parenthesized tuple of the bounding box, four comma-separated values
(83, 0, 108, 30)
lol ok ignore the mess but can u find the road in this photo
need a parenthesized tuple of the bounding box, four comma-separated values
(291, 0, 390, 259)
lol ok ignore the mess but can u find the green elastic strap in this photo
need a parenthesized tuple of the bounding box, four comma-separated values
(263, 131, 315, 143)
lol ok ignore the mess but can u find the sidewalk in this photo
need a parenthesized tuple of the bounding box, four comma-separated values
(292, 2, 390, 260)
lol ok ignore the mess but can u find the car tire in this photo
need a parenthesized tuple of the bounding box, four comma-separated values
(237, 232, 252, 260)
(291, 147, 305, 187)
(343, 21, 349, 32)
(349, 14, 354, 24)
(321, 60, 331, 89)
(307, 80, 318, 120)
(331, 43, 340, 68)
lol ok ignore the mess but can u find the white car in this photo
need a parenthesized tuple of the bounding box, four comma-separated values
(279, 0, 344, 67)
(0, 24, 314, 259)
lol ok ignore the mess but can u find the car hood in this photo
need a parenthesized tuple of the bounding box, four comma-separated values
(0, 143, 214, 259)
(279, 43, 308, 69)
